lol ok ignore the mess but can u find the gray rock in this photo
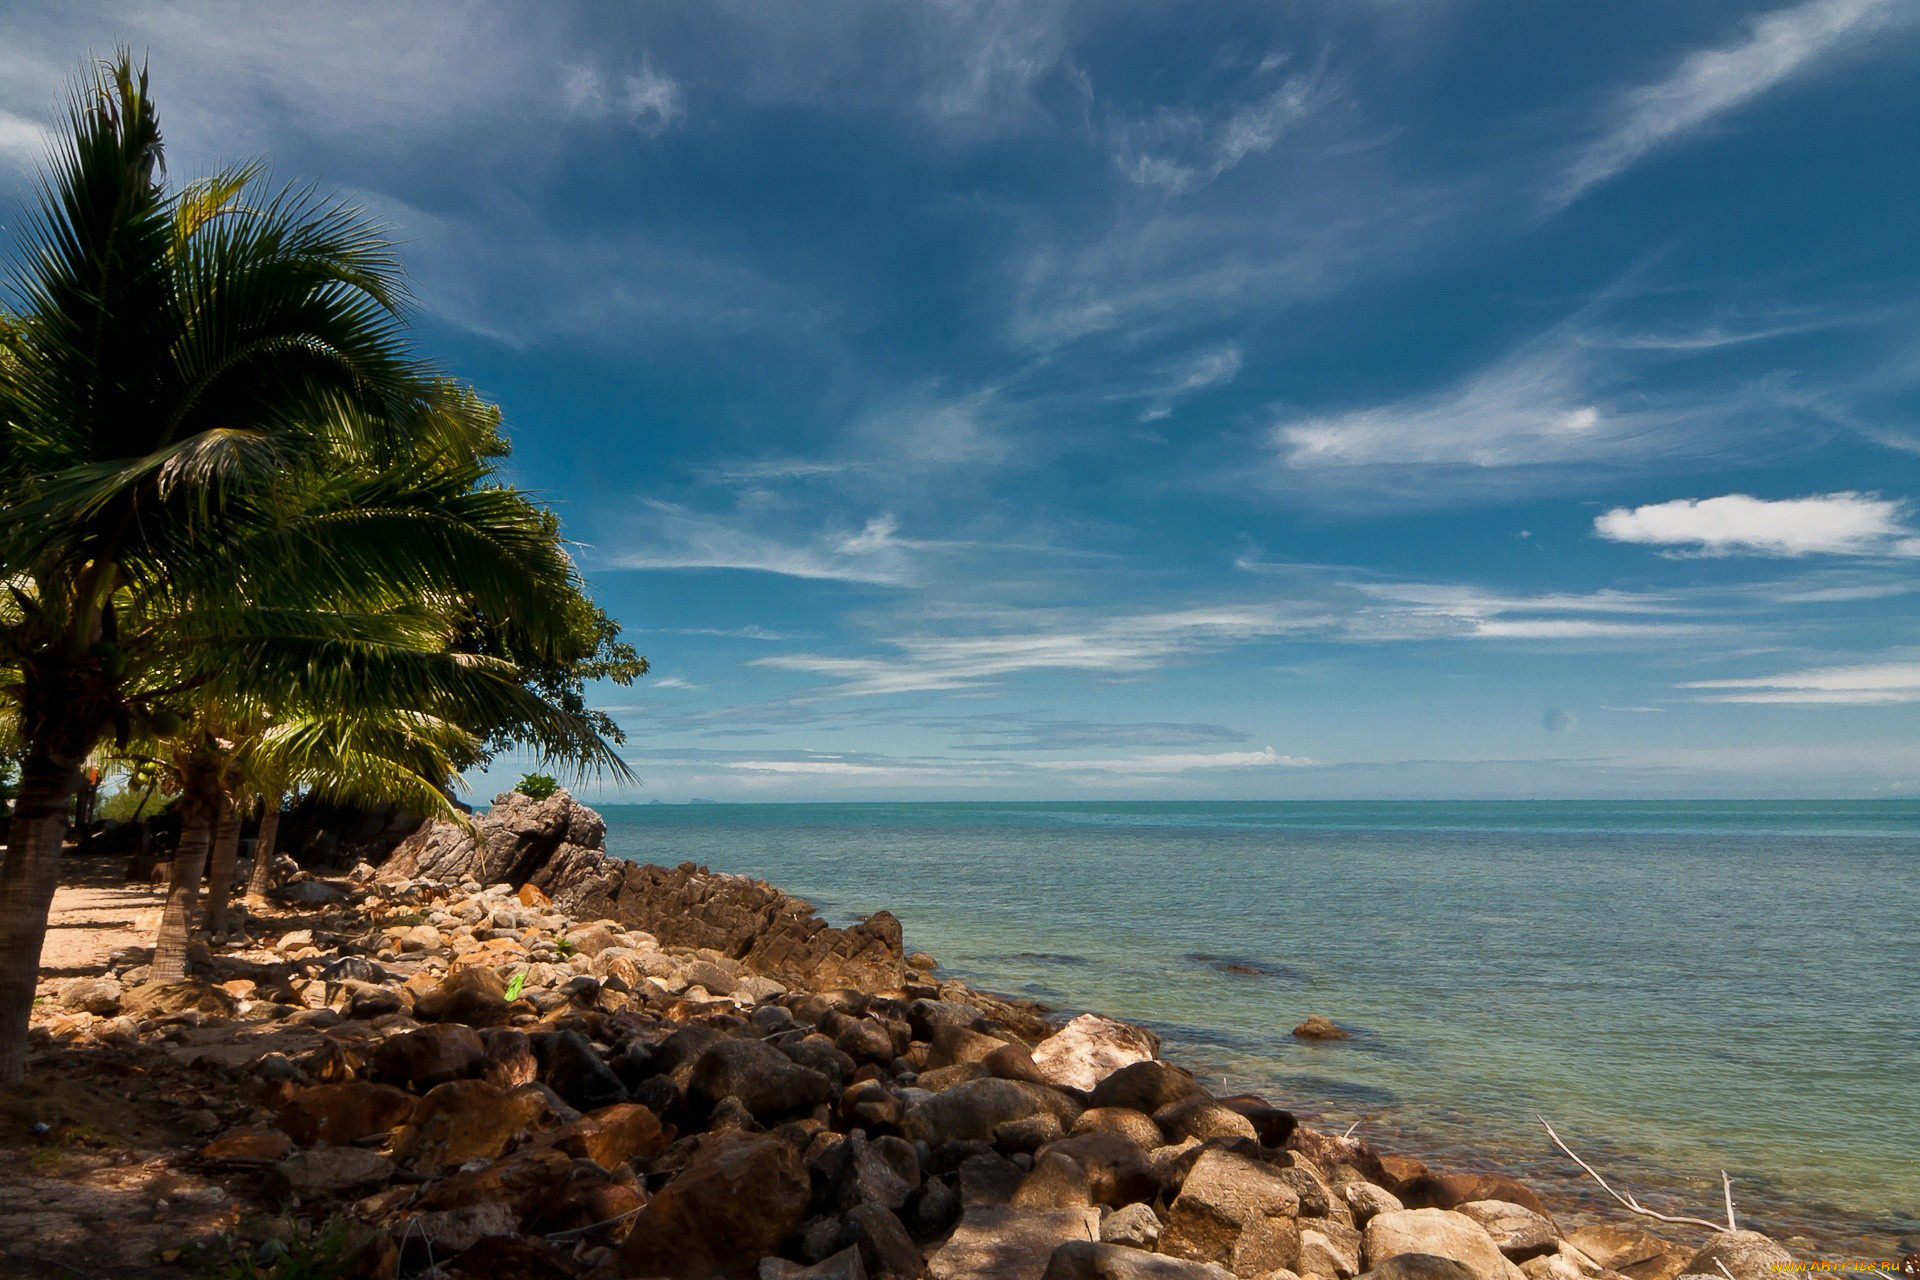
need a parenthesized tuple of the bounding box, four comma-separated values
(690, 1037, 835, 1120)
(1160, 1146, 1302, 1275)
(1359, 1257, 1481, 1280)
(1454, 1202, 1559, 1263)
(1031, 1015, 1160, 1093)
(58, 977, 123, 1015)
(1043, 1239, 1234, 1279)
(266, 1147, 393, 1198)
(842, 1203, 923, 1278)
(761, 1248, 870, 1280)
(902, 1077, 1080, 1147)
(1343, 1183, 1405, 1227)
(1299, 1221, 1364, 1279)
(1100, 1203, 1162, 1248)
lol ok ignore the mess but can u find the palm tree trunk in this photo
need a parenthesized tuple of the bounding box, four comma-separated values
(200, 795, 243, 936)
(246, 795, 282, 901)
(0, 753, 85, 1085)
(150, 758, 222, 986)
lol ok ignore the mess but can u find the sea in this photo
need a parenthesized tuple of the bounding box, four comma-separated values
(595, 800, 1918, 1259)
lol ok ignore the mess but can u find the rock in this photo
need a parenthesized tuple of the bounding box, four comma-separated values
(1453, 1203, 1558, 1263)
(482, 1028, 540, 1088)
(959, 1150, 1029, 1207)
(198, 1128, 295, 1163)
(1217, 1095, 1297, 1148)
(822, 1133, 921, 1213)
(58, 977, 123, 1015)
(276, 1082, 417, 1146)
(926, 1205, 1102, 1280)
(415, 966, 510, 1026)
(267, 1147, 394, 1198)
(927, 1021, 1014, 1069)
(1519, 1254, 1586, 1280)
(122, 981, 237, 1019)
(1031, 1015, 1160, 1092)
(1300, 1221, 1365, 1279)
(1160, 1146, 1303, 1275)
(1364, 1209, 1515, 1280)
(397, 923, 443, 952)
(842, 1202, 923, 1278)
(1293, 1016, 1349, 1041)
(371, 1023, 485, 1090)
(1344, 1183, 1405, 1227)
(1014, 1151, 1093, 1209)
(1071, 1107, 1164, 1149)
(613, 1131, 811, 1279)
(1358, 1258, 1481, 1280)
(390, 1079, 552, 1174)
(1397, 1175, 1547, 1219)
(1154, 1095, 1259, 1144)
(549, 1102, 669, 1169)
(690, 1037, 835, 1120)
(1561, 1226, 1688, 1280)
(276, 879, 349, 906)
(1100, 1202, 1162, 1248)
(761, 1248, 871, 1280)
(1676, 1232, 1792, 1280)
(902, 1078, 1081, 1147)
(383, 788, 606, 886)
(1041, 1132, 1158, 1208)
(535, 1029, 627, 1109)
(518, 882, 552, 908)
(1042, 1240, 1235, 1280)
(412, 1146, 572, 1223)
(1087, 1061, 1205, 1114)
(405, 1202, 517, 1254)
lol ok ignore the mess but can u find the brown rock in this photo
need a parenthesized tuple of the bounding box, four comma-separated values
(549, 1103, 669, 1170)
(276, 1082, 417, 1147)
(371, 1023, 486, 1090)
(1161, 1146, 1303, 1274)
(1042, 1240, 1234, 1279)
(391, 1079, 554, 1174)
(414, 1147, 574, 1223)
(1070, 1106, 1164, 1149)
(517, 882, 552, 908)
(122, 981, 238, 1019)
(1086, 1061, 1205, 1114)
(1041, 1132, 1158, 1207)
(445, 1234, 576, 1280)
(1294, 1014, 1349, 1040)
(1014, 1151, 1093, 1209)
(1363, 1209, 1514, 1280)
(482, 1028, 539, 1088)
(926, 1205, 1102, 1280)
(1677, 1232, 1793, 1280)
(198, 1127, 295, 1163)
(612, 1130, 811, 1279)
(266, 1146, 395, 1198)
(415, 966, 511, 1026)
(1398, 1174, 1548, 1218)
(1155, 1095, 1259, 1144)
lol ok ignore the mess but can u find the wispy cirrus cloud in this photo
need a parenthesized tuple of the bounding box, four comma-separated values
(1554, 0, 1912, 208)
(604, 501, 918, 585)
(1683, 659, 1920, 704)
(1116, 68, 1330, 193)
(1595, 493, 1920, 557)
(1030, 747, 1313, 773)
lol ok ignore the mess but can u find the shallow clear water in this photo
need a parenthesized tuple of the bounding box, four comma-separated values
(598, 800, 1919, 1257)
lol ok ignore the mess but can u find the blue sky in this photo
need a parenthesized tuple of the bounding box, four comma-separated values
(5, 1, 1919, 799)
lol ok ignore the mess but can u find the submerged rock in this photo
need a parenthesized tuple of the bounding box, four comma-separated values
(1293, 1015, 1349, 1041)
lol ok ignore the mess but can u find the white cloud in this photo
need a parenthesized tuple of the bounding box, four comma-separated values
(1683, 660, 1920, 705)
(605, 501, 917, 585)
(1556, 0, 1911, 206)
(1272, 327, 1620, 468)
(1594, 493, 1917, 557)
(1118, 72, 1328, 193)
(0, 109, 50, 173)
(1031, 747, 1313, 773)
(649, 676, 700, 690)
(560, 59, 683, 133)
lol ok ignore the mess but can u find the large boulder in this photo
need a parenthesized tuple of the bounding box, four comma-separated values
(688, 1038, 835, 1120)
(1453, 1202, 1558, 1263)
(382, 788, 605, 886)
(390, 1080, 553, 1174)
(1030, 1015, 1159, 1092)
(1677, 1232, 1793, 1280)
(1160, 1145, 1303, 1275)
(275, 1082, 417, 1147)
(371, 1024, 486, 1090)
(1364, 1209, 1520, 1280)
(1086, 1061, 1205, 1114)
(1040, 1132, 1157, 1207)
(612, 1131, 811, 1279)
(926, 1205, 1102, 1280)
(1042, 1240, 1233, 1280)
(902, 1078, 1081, 1147)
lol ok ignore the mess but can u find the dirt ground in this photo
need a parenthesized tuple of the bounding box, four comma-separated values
(0, 856, 273, 1279)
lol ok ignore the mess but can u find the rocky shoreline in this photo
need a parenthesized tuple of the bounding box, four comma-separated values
(11, 790, 1805, 1280)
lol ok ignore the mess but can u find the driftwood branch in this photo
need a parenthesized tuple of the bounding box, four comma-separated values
(1537, 1115, 1734, 1233)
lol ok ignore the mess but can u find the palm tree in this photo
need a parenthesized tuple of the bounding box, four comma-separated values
(0, 56, 629, 1080)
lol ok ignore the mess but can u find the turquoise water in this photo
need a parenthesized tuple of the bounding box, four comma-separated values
(597, 801, 1919, 1256)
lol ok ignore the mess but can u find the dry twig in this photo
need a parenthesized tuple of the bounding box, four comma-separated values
(1537, 1115, 1734, 1233)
